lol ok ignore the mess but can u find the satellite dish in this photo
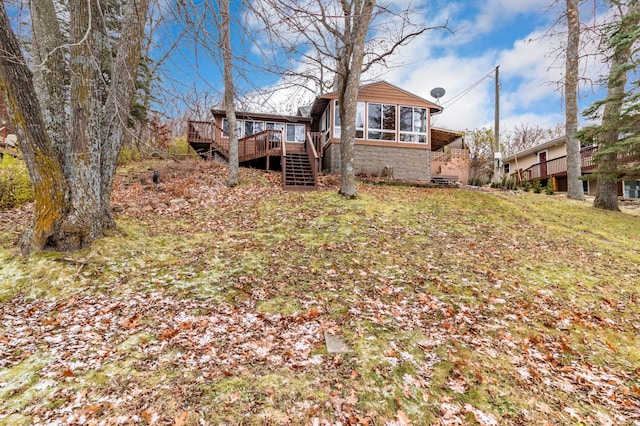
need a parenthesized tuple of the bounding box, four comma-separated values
(430, 87, 446, 102)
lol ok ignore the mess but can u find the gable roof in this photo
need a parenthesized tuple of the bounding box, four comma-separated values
(309, 81, 443, 118)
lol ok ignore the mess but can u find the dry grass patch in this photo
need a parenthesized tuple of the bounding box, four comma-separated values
(1, 160, 639, 424)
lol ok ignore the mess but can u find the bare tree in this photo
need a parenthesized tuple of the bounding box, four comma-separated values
(220, 0, 240, 186)
(565, 0, 585, 200)
(466, 128, 495, 183)
(502, 123, 564, 156)
(0, 1, 149, 254)
(250, 0, 442, 198)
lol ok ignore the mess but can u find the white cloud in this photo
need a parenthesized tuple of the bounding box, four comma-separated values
(474, 0, 555, 33)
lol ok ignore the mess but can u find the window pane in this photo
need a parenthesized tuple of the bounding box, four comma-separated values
(287, 124, 295, 141)
(222, 118, 229, 134)
(414, 108, 427, 133)
(383, 105, 396, 130)
(295, 124, 305, 142)
(334, 101, 340, 127)
(356, 129, 363, 139)
(254, 122, 264, 133)
(368, 131, 382, 140)
(400, 107, 413, 131)
(368, 104, 381, 130)
(244, 121, 254, 137)
(356, 102, 365, 129)
(381, 131, 396, 141)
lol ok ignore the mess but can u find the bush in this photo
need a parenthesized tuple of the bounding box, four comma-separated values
(0, 155, 33, 209)
(545, 179, 555, 195)
(531, 178, 542, 194)
(468, 176, 489, 186)
(501, 176, 518, 190)
(522, 181, 532, 192)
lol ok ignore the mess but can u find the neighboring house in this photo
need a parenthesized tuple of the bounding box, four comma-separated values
(187, 81, 467, 190)
(503, 137, 640, 198)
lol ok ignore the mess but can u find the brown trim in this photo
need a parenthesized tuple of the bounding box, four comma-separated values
(325, 139, 431, 150)
(211, 109, 311, 124)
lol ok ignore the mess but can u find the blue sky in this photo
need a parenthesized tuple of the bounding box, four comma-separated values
(165, 0, 610, 134)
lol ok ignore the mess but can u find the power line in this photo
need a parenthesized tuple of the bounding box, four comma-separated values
(441, 68, 496, 109)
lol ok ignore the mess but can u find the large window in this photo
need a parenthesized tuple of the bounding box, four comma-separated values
(333, 101, 364, 139)
(399, 106, 427, 143)
(368, 103, 396, 141)
(286, 123, 306, 143)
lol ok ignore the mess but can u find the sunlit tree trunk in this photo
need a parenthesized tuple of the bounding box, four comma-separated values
(220, 0, 239, 187)
(0, 1, 149, 254)
(0, 7, 69, 253)
(565, 0, 584, 200)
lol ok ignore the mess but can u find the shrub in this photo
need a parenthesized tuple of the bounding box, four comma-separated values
(468, 176, 489, 186)
(522, 181, 532, 192)
(531, 178, 542, 194)
(545, 179, 555, 195)
(0, 155, 33, 209)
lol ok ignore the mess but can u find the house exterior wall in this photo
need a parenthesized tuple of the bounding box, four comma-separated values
(506, 143, 567, 177)
(323, 142, 431, 181)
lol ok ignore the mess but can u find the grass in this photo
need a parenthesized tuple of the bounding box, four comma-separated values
(1, 163, 639, 424)
(0, 155, 32, 210)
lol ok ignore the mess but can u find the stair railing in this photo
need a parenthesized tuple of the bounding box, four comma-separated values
(305, 131, 319, 185)
(281, 135, 288, 186)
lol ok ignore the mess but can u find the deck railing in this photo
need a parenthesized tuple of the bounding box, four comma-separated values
(187, 120, 229, 159)
(522, 145, 639, 180)
(188, 120, 287, 162)
(238, 129, 282, 162)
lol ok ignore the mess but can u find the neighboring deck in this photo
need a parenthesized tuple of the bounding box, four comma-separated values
(187, 120, 320, 190)
(519, 146, 639, 181)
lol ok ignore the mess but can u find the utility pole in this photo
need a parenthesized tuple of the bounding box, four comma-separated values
(493, 65, 501, 183)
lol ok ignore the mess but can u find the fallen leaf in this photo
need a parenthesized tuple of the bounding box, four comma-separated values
(173, 411, 188, 426)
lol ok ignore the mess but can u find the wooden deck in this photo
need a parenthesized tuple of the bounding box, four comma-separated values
(520, 146, 638, 181)
(187, 120, 320, 190)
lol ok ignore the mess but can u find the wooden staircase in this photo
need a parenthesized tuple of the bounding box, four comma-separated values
(187, 120, 319, 190)
(283, 152, 316, 190)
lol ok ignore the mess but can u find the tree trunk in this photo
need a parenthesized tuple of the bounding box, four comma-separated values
(565, 0, 584, 200)
(0, 1, 149, 253)
(337, 0, 374, 199)
(220, 0, 239, 187)
(30, 0, 68, 165)
(0, 6, 69, 254)
(593, 1, 640, 211)
(100, 0, 150, 220)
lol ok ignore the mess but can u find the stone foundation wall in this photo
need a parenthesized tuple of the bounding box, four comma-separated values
(322, 143, 431, 181)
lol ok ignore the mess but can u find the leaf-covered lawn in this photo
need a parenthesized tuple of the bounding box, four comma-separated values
(1, 160, 639, 425)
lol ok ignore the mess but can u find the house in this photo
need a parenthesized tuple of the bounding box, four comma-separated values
(503, 137, 640, 198)
(187, 81, 467, 189)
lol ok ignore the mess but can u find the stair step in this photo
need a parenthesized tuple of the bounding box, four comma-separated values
(283, 152, 316, 190)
